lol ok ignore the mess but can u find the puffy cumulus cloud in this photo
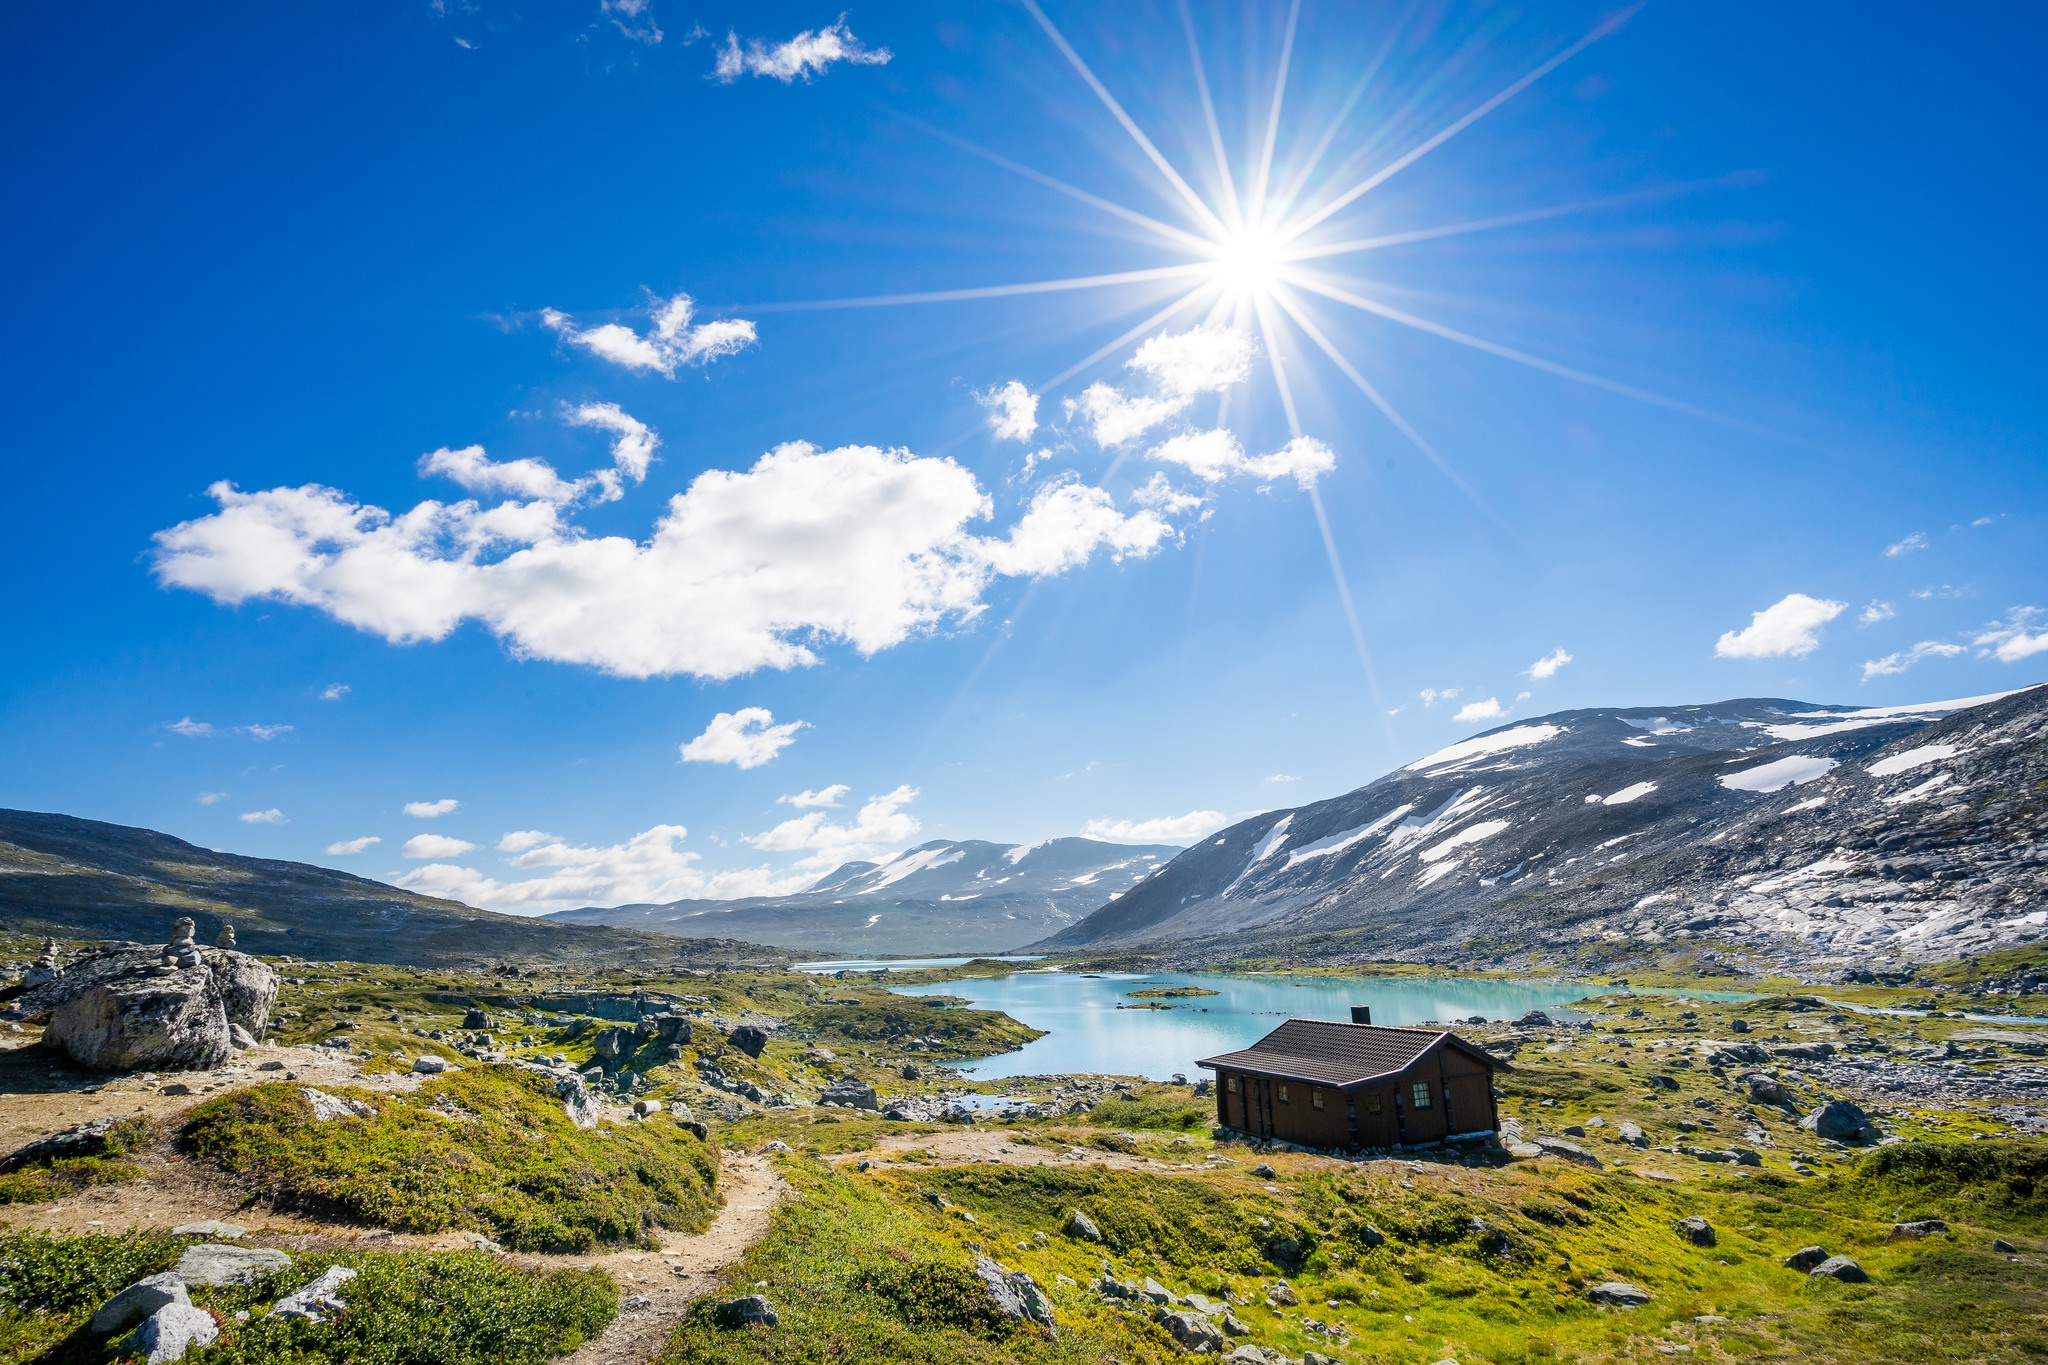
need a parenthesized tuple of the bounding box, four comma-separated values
(780, 785, 849, 808)
(154, 440, 1177, 681)
(403, 833, 476, 858)
(679, 708, 806, 769)
(1081, 810, 1226, 843)
(744, 785, 921, 869)
(542, 292, 756, 376)
(1861, 640, 1964, 681)
(422, 444, 581, 504)
(1145, 430, 1334, 488)
(325, 835, 380, 855)
(1860, 601, 1896, 625)
(1526, 647, 1573, 680)
(404, 798, 460, 818)
(1885, 531, 1928, 558)
(1132, 473, 1204, 514)
(1454, 697, 1505, 723)
(397, 824, 811, 915)
(420, 405, 659, 509)
(1066, 325, 1255, 447)
(567, 402, 660, 494)
(712, 18, 890, 82)
(239, 808, 287, 825)
(1714, 593, 1846, 659)
(1975, 607, 2048, 663)
(978, 380, 1038, 442)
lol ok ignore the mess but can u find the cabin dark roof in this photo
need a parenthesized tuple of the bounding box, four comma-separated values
(1195, 1019, 1500, 1088)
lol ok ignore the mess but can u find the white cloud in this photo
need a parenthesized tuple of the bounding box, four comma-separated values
(1146, 430, 1334, 488)
(403, 833, 477, 859)
(167, 717, 214, 737)
(1861, 640, 1965, 681)
(1453, 697, 1505, 723)
(421, 406, 660, 511)
(239, 808, 287, 825)
(153, 440, 1178, 682)
(318, 683, 350, 700)
(1066, 325, 1255, 447)
(680, 708, 807, 769)
(601, 0, 661, 43)
(1714, 593, 1846, 659)
(405, 798, 460, 818)
(1860, 601, 1895, 625)
(1885, 531, 1928, 557)
(744, 785, 921, 869)
(566, 402, 660, 490)
(1266, 774, 1300, 783)
(1418, 687, 1460, 708)
(237, 724, 293, 740)
(197, 791, 228, 805)
(712, 19, 890, 82)
(779, 785, 849, 808)
(1131, 473, 1205, 514)
(542, 291, 756, 376)
(398, 823, 811, 914)
(421, 444, 582, 503)
(1974, 607, 2048, 663)
(978, 381, 1038, 442)
(1080, 810, 1227, 843)
(1526, 647, 1572, 680)
(326, 835, 380, 855)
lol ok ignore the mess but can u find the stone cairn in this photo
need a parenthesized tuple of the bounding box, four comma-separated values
(162, 918, 203, 970)
(22, 940, 63, 990)
(215, 925, 237, 950)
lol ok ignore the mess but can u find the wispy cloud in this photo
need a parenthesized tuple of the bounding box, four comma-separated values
(405, 798, 460, 818)
(167, 717, 214, 737)
(1974, 607, 2048, 663)
(1081, 810, 1227, 843)
(1525, 647, 1572, 680)
(1266, 774, 1300, 783)
(318, 683, 350, 700)
(1859, 601, 1895, 625)
(978, 380, 1038, 442)
(680, 709, 807, 769)
(779, 785, 849, 808)
(197, 791, 228, 805)
(326, 835, 380, 855)
(712, 18, 891, 83)
(1146, 430, 1334, 489)
(542, 291, 756, 376)
(239, 808, 287, 825)
(1417, 687, 1460, 708)
(601, 0, 661, 44)
(1714, 592, 1846, 659)
(1860, 640, 1965, 681)
(237, 724, 293, 741)
(1884, 531, 1927, 557)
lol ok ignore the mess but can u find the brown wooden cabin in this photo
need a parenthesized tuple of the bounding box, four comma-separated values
(1197, 1019, 1505, 1151)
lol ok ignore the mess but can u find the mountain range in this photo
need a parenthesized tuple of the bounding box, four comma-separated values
(543, 837, 1178, 957)
(1039, 686, 2048, 971)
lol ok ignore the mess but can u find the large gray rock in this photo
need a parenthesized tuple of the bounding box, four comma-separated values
(1802, 1100, 1882, 1143)
(1675, 1216, 1716, 1247)
(270, 1265, 357, 1323)
(974, 1255, 1055, 1329)
(1748, 1075, 1799, 1109)
(715, 1294, 778, 1327)
(1063, 1208, 1103, 1242)
(6, 1116, 140, 1167)
(1810, 1255, 1869, 1283)
(728, 1023, 773, 1057)
(125, 1301, 219, 1363)
(175, 1243, 291, 1287)
(89, 1272, 189, 1335)
(1783, 1245, 1830, 1271)
(821, 1078, 878, 1110)
(1887, 1219, 1949, 1242)
(28, 941, 276, 1074)
(1587, 1281, 1652, 1306)
(556, 1073, 602, 1128)
(1534, 1136, 1602, 1168)
(1157, 1308, 1226, 1351)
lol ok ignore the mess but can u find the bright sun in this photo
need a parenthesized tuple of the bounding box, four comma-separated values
(1207, 225, 1286, 297)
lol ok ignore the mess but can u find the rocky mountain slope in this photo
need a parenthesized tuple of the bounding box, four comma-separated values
(0, 809, 777, 968)
(546, 837, 1178, 957)
(1038, 687, 2048, 970)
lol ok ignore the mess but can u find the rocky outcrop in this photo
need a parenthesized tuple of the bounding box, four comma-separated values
(20, 931, 276, 1073)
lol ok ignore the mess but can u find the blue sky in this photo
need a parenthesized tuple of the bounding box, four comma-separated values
(2, 1, 2043, 914)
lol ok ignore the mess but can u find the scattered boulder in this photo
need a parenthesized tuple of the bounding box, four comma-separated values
(622, 1294, 652, 1312)
(1267, 1280, 1300, 1307)
(974, 1255, 1056, 1329)
(1141, 1277, 1178, 1305)
(1774, 1042, 1837, 1061)
(89, 1273, 189, 1335)
(270, 1265, 357, 1324)
(21, 927, 276, 1073)
(1617, 1121, 1648, 1149)
(1783, 1246, 1830, 1272)
(821, 1078, 878, 1110)
(592, 1027, 633, 1066)
(1158, 1308, 1226, 1352)
(654, 1014, 693, 1045)
(1534, 1136, 1602, 1168)
(174, 1243, 291, 1287)
(1519, 1010, 1552, 1026)
(298, 1088, 377, 1122)
(412, 1055, 454, 1075)
(716, 1294, 779, 1328)
(1730, 1019, 1751, 1034)
(462, 1009, 490, 1029)
(1251, 1163, 1277, 1178)
(1747, 1076, 1798, 1109)
(169, 1221, 245, 1240)
(1063, 1208, 1103, 1242)
(1994, 1238, 2018, 1254)
(728, 1023, 773, 1058)
(1802, 1100, 1882, 1143)
(1675, 1216, 1716, 1247)
(6, 1116, 141, 1167)
(124, 1301, 218, 1363)
(556, 1073, 602, 1128)
(1809, 1255, 1869, 1283)
(900, 1062, 922, 1080)
(1887, 1219, 1949, 1242)
(1586, 1282, 1652, 1307)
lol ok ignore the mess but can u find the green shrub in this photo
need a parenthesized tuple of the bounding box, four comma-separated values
(0, 1230, 181, 1313)
(852, 1259, 1020, 1338)
(180, 1066, 718, 1250)
(1842, 1140, 2048, 1230)
(1084, 1097, 1210, 1132)
(0, 1118, 150, 1205)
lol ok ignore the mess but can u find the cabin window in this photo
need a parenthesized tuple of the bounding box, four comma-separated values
(1411, 1081, 1433, 1109)
(1277, 1084, 1290, 1104)
(1311, 1088, 1325, 1111)
(1364, 1091, 1382, 1114)
(1226, 1076, 1239, 1094)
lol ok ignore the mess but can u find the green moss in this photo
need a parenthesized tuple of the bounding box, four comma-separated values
(179, 1066, 718, 1250)
(1084, 1096, 1211, 1132)
(0, 1118, 149, 1205)
(1837, 1139, 2048, 1229)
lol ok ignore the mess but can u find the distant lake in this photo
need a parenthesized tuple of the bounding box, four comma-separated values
(892, 970, 1760, 1081)
(795, 956, 1043, 973)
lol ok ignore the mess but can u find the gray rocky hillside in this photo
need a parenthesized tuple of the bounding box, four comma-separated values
(1038, 686, 2048, 972)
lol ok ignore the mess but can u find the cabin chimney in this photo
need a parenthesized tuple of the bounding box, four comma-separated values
(1350, 1005, 1371, 1025)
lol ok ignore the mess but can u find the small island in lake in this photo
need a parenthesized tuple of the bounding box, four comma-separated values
(1126, 985, 1222, 999)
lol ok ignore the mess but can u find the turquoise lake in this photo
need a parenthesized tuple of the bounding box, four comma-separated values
(892, 970, 1759, 1082)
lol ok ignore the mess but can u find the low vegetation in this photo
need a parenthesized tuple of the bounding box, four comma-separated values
(0, 1231, 612, 1365)
(0, 1119, 147, 1206)
(180, 1067, 718, 1251)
